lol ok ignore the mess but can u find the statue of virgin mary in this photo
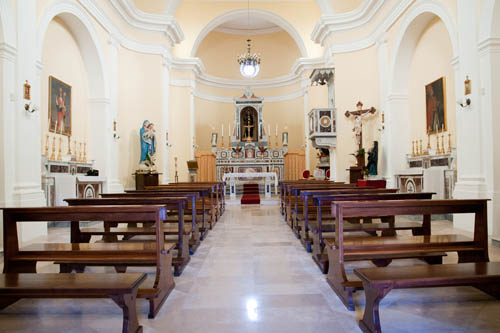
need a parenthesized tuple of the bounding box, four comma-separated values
(139, 120, 156, 168)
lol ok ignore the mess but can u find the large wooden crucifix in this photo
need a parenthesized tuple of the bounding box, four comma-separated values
(344, 101, 376, 152)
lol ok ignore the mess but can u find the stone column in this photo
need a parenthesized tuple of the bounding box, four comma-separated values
(303, 89, 310, 170)
(453, 0, 489, 232)
(162, 55, 170, 182)
(106, 35, 124, 193)
(14, 0, 47, 243)
(377, 36, 390, 185)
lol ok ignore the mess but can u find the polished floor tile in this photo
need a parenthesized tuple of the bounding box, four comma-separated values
(0, 205, 500, 332)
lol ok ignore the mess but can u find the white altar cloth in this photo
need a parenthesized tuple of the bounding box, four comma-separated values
(223, 172, 278, 198)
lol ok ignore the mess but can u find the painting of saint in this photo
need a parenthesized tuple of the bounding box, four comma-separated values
(48, 76, 72, 136)
(425, 77, 446, 134)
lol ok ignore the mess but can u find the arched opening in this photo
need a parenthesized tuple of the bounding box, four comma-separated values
(38, 2, 111, 188)
(384, 1, 458, 184)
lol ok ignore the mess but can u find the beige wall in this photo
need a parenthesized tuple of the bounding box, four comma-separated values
(117, 49, 164, 188)
(196, 30, 301, 79)
(40, 17, 90, 156)
(332, 46, 381, 182)
(408, 18, 456, 150)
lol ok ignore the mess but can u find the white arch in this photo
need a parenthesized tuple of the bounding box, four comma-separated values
(37, 0, 109, 99)
(479, 0, 500, 42)
(389, 0, 458, 95)
(0, 0, 16, 47)
(190, 9, 308, 58)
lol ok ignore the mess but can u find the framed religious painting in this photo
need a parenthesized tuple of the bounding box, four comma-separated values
(425, 77, 446, 134)
(48, 76, 72, 136)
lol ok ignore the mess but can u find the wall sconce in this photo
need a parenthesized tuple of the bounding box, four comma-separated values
(24, 102, 38, 113)
(166, 131, 172, 147)
(457, 76, 471, 108)
(113, 120, 120, 139)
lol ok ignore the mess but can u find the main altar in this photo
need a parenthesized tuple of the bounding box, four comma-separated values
(213, 89, 288, 182)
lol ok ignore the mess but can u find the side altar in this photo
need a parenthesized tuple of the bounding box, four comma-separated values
(213, 89, 288, 182)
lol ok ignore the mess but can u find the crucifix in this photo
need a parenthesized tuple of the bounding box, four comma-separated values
(344, 101, 376, 152)
(243, 119, 253, 142)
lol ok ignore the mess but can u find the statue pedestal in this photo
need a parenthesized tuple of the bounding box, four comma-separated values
(134, 172, 160, 190)
(348, 166, 363, 184)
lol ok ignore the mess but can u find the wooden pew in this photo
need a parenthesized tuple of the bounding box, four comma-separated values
(310, 192, 435, 273)
(128, 188, 212, 237)
(326, 199, 489, 311)
(136, 184, 218, 230)
(297, 188, 398, 250)
(64, 197, 190, 276)
(2, 206, 176, 318)
(100, 192, 202, 250)
(0, 272, 147, 333)
(145, 183, 221, 222)
(284, 183, 356, 228)
(279, 180, 341, 216)
(354, 262, 500, 333)
(171, 181, 225, 215)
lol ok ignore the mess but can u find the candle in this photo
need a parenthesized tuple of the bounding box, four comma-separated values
(268, 124, 270, 137)
(229, 123, 231, 137)
(222, 124, 224, 136)
(166, 131, 168, 141)
(275, 124, 278, 136)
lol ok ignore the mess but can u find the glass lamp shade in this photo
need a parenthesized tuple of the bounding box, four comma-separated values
(240, 60, 260, 78)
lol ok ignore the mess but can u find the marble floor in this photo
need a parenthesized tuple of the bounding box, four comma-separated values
(1, 205, 500, 332)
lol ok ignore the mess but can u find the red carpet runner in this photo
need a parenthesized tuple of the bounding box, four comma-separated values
(241, 183, 260, 204)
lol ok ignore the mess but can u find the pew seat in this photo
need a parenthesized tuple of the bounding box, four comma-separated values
(354, 262, 500, 333)
(0, 273, 147, 333)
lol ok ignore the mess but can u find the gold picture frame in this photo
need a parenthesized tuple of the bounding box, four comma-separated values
(48, 76, 72, 136)
(425, 77, 447, 134)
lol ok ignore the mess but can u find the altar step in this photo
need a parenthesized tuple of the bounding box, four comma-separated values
(225, 184, 267, 196)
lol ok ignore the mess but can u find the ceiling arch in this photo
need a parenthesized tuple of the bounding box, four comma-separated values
(190, 8, 308, 58)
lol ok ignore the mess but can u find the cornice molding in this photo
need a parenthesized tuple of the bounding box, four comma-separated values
(0, 42, 17, 63)
(478, 37, 500, 55)
(109, 0, 183, 45)
(311, 0, 385, 45)
(325, 0, 414, 54)
(214, 26, 282, 35)
(191, 86, 307, 104)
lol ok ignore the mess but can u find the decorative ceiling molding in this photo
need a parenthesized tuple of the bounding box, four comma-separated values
(323, 0, 414, 54)
(109, 0, 183, 45)
(214, 26, 282, 35)
(311, 0, 385, 45)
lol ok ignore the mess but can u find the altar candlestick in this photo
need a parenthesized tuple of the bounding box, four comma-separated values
(221, 124, 224, 137)
(275, 124, 278, 136)
(427, 133, 431, 150)
(268, 125, 271, 138)
(44, 134, 49, 157)
(447, 133, 452, 154)
(79, 142, 83, 162)
(441, 133, 445, 154)
(419, 139, 423, 156)
(57, 136, 62, 161)
(67, 136, 72, 155)
(229, 123, 231, 138)
(83, 142, 87, 163)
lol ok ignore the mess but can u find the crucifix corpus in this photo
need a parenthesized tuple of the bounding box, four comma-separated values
(345, 101, 376, 166)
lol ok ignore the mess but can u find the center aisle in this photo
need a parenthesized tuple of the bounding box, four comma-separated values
(148, 205, 357, 332)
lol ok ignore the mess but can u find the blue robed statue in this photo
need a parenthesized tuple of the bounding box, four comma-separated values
(140, 120, 156, 165)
